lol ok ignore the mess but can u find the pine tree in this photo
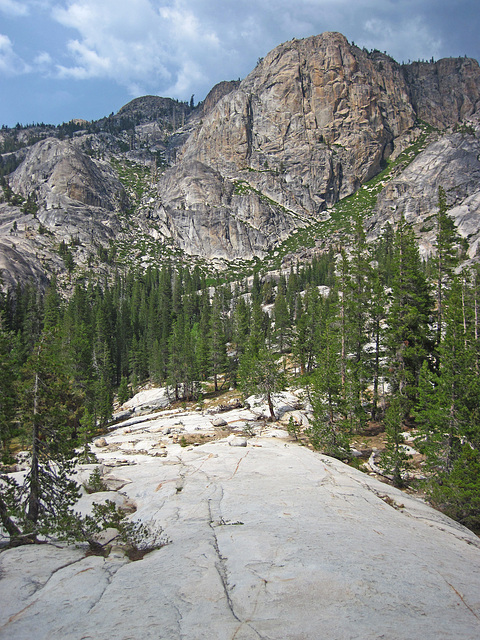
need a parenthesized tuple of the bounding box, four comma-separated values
(434, 186, 459, 358)
(381, 395, 411, 487)
(307, 318, 351, 459)
(292, 285, 323, 375)
(428, 445, 480, 531)
(1, 330, 84, 543)
(209, 290, 228, 392)
(273, 284, 290, 354)
(238, 346, 286, 421)
(340, 218, 373, 431)
(117, 375, 130, 405)
(369, 268, 386, 420)
(0, 315, 19, 463)
(195, 292, 211, 381)
(414, 276, 480, 474)
(386, 215, 434, 412)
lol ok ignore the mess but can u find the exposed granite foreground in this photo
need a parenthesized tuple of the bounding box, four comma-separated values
(1, 395, 480, 640)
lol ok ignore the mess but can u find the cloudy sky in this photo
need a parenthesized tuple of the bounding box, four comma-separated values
(1, 0, 479, 127)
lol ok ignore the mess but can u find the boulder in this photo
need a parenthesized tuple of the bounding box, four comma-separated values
(212, 416, 228, 427)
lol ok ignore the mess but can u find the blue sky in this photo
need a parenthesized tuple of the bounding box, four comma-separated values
(1, 0, 479, 127)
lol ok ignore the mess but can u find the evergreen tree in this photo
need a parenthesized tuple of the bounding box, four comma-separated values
(434, 186, 459, 357)
(369, 268, 386, 420)
(117, 375, 130, 405)
(307, 318, 351, 459)
(414, 276, 480, 474)
(1, 330, 84, 543)
(239, 346, 286, 421)
(428, 445, 480, 531)
(0, 316, 19, 463)
(209, 290, 228, 392)
(292, 286, 323, 375)
(380, 395, 411, 487)
(194, 293, 211, 381)
(339, 219, 373, 431)
(386, 216, 434, 412)
(273, 284, 290, 354)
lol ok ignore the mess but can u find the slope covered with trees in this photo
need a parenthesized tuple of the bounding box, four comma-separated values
(2, 188, 480, 542)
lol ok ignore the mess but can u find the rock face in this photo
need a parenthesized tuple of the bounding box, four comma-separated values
(367, 112, 480, 259)
(0, 138, 129, 288)
(10, 138, 127, 214)
(2, 31, 480, 286)
(403, 57, 480, 128)
(155, 32, 480, 260)
(1, 436, 480, 639)
(199, 80, 241, 117)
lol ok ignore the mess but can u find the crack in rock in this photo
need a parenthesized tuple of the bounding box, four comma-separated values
(207, 496, 267, 640)
(85, 561, 125, 615)
(24, 553, 87, 597)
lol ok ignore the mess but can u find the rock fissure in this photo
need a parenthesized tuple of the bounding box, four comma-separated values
(24, 553, 87, 597)
(85, 562, 124, 615)
(439, 574, 480, 622)
(207, 498, 241, 624)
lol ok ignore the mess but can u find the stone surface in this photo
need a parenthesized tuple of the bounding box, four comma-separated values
(367, 111, 480, 259)
(2, 434, 480, 640)
(121, 387, 171, 412)
(212, 416, 228, 427)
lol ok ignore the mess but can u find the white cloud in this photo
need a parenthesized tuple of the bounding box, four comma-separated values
(29, 0, 474, 103)
(0, 0, 30, 17)
(52, 1, 196, 94)
(48, 0, 281, 98)
(34, 51, 53, 67)
(0, 33, 31, 75)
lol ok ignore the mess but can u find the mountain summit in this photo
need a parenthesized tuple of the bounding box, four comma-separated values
(1, 32, 480, 286)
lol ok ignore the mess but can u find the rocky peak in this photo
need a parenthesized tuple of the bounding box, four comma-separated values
(198, 80, 241, 117)
(157, 32, 480, 261)
(2, 31, 480, 285)
(113, 95, 193, 127)
(402, 57, 480, 128)
(9, 137, 126, 212)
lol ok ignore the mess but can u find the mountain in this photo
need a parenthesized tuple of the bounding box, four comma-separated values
(1, 32, 480, 288)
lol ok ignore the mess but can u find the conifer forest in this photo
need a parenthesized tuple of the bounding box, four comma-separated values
(1, 188, 480, 543)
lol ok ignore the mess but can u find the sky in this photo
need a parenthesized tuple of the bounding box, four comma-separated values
(0, 0, 479, 127)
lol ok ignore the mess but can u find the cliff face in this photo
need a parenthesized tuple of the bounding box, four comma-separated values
(367, 111, 480, 259)
(403, 57, 480, 128)
(1, 31, 480, 286)
(10, 138, 126, 213)
(156, 32, 480, 259)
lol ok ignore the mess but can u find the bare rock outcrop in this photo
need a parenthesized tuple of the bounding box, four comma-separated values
(9, 137, 126, 213)
(0, 138, 128, 286)
(2, 438, 480, 640)
(199, 80, 241, 117)
(156, 32, 480, 260)
(403, 57, 480, 129)
(367, 114, 480, 258)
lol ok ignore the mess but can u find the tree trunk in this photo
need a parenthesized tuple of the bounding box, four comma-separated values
(26, 371, 40, 527)
(267, 392, 276, 422)
(0, 494, 21, 539)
